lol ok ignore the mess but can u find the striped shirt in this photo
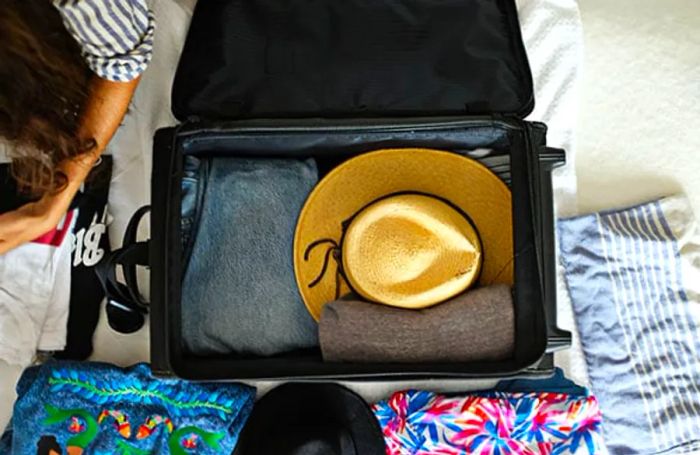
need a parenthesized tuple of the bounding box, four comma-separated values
(52, 0, 155, 82)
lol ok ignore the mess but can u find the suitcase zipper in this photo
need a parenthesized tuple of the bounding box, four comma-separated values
(178, 116, 523, 139)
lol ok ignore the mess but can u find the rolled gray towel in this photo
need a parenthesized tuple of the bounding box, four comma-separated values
(319, 284, 514, 363)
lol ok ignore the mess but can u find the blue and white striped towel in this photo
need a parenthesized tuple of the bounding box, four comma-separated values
(559, 195, 700, 455)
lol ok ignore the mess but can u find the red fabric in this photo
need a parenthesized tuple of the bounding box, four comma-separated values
(32, 210, 76, 247)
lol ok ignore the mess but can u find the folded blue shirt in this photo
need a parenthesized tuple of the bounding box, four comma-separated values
(0, 361, 255, 454)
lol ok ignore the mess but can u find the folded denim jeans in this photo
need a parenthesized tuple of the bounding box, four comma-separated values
(181, 156, 319, 356)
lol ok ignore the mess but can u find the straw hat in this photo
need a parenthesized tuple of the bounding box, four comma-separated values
(294, 148, 513, 320)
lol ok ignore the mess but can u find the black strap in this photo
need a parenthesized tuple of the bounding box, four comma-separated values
(95, 205, 151, 310)
(121, 205, 151, 307)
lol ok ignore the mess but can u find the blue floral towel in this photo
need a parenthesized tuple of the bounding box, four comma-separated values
(559, 195, 700, 454)
(0, 362, 255, 454)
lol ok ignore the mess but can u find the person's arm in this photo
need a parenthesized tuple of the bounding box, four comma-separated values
(0, 75, 139, 254)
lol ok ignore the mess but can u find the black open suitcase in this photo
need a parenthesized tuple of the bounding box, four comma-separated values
(144, 0, 572, 380)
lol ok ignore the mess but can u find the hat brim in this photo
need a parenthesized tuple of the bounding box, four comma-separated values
(233, 383, 385, 455)
(294, 148, 513, 321)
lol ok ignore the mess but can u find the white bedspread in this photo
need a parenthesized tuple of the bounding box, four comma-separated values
(0, 0, 585, 430)
(517, 0, 590, 388)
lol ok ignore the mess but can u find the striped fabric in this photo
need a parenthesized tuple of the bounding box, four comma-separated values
(559, 195, 700, 454)
(53, 0, 155, 82)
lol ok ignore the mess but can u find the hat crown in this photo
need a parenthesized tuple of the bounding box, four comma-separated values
(342, 193, 482, 308)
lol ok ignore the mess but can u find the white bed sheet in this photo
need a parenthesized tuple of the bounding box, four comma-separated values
(0, 0, 585, 430)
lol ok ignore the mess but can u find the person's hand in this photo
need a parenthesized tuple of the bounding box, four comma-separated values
(0, 76, 140, 255)
(0, 189, 73, 255)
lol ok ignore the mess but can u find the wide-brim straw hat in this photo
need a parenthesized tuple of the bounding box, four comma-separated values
(294, 148, 513, 320)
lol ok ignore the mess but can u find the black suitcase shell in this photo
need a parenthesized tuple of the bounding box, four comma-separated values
(148, 0, 572, 380)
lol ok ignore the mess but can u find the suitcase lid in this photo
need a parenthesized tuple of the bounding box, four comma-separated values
(172, 0, 534, 121)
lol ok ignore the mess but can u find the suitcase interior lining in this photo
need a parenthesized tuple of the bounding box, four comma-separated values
(171, 0, 533, 120)
(152, 120, 547, 379)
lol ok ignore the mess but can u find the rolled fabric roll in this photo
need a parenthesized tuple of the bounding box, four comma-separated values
(319, 284, 514, 363)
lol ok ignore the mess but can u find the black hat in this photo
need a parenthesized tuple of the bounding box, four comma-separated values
(233, 383, 386, 455)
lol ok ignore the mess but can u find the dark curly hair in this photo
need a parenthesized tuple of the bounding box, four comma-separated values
(0, 0, 94, 197)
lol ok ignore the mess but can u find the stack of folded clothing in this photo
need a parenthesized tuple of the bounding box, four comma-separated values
(0, 159, 112, 367)
(179, 148, 518, 364)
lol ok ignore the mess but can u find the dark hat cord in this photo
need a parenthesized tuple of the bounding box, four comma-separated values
(304, 238, 345, 300)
